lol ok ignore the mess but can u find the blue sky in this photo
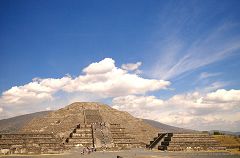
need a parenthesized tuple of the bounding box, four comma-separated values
(0, 0, 240, 131)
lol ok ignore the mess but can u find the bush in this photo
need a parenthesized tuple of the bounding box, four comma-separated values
(213, 131, 221, 135)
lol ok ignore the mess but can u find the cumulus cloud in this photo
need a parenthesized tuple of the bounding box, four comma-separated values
(83, 58, 115, 74)
(0, 58, 170, 118)
(206, 89, 240, 102)
(63, 59, 169, 97)
(0, 76, 72, 105)
(112, 89, 240, 131)
(113, 95, 164, 110)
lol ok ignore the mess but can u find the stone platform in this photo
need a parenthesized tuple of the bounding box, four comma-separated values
(0, 133, 63, 154)
(147, 133, 226, 151)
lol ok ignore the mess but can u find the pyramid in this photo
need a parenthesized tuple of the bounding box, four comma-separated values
(21, 102, 159, 149)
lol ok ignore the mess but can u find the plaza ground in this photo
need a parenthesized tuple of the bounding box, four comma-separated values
(0, 148, 239, 158)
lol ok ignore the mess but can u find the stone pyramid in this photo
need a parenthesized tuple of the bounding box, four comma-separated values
(21, 102, 159, 149)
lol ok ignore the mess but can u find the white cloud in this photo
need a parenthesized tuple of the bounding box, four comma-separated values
(121, 62, 142, 71)
(0, 76, 72, 105)
(112, 95, 164, 110)
(46, 107, 51, 111)
(83, 58, 115, 74)
(206, 89, 240, 102)
(203, 81, 229, 92)
(0, 107, 3, 113)
(112, 89, 240, 131)
(63, 59, 169, 97)
(0, 58, 170, 118)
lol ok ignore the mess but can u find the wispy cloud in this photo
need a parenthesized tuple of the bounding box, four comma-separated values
(203, 81, 230, 92)
(152, 23, 240, 80)
(199, 72, 221, 80)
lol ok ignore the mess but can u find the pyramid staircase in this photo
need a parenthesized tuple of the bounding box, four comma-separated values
(65, 124, 94, 148)
(84, 109, 102, 124)
(146, 133, 172, 149)
(65, 110, 103, 148)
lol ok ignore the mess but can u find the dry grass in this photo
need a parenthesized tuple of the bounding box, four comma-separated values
(213, 135, 240, 154)
(213, 135, 240, 147)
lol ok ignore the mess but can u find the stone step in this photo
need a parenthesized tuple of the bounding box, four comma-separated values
(109, 124, 121, 128)
(0, 139, 59, 144)
(81, 124, 92, 128)
(0, 137, 59, 141)
(71, 136, 92, 139)
(169, 141, 218, 144)
(111, 132, 127, 134)
(0, 134, 55, 139)
(75, 128, 92, 132)
(112, 137, 134, 139)
(112, 132, 127, 135)
(114, 142, 141, 146)
(111, 128, 125, 130)
(171, 138, 217, 141)
(71, 133, 92, 137)
(67, 138, 92, 143)
(74, 131, 92, 135)
(39, 143, 62, 147)
(172, 135, 210, 138)
(113, 139, 138, 143)
(167, 146, 226, 151)
(110, 127, 125, 129)
(65, 142, 93, 147)
(171, 138, 216, 140)
(168, 144, 220, 148)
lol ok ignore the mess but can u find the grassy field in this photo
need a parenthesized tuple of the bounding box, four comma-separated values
(213, 135, 240, 154)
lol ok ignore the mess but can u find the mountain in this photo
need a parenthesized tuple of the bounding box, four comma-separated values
(0, 111, 51, 133)
(142, 119, 196, 133)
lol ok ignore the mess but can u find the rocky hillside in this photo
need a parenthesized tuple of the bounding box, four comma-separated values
(0, 111, 50, 133)
(142, 119, 196, 133)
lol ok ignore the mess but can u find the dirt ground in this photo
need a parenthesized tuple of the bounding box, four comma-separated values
(0, 148, 239, 158)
